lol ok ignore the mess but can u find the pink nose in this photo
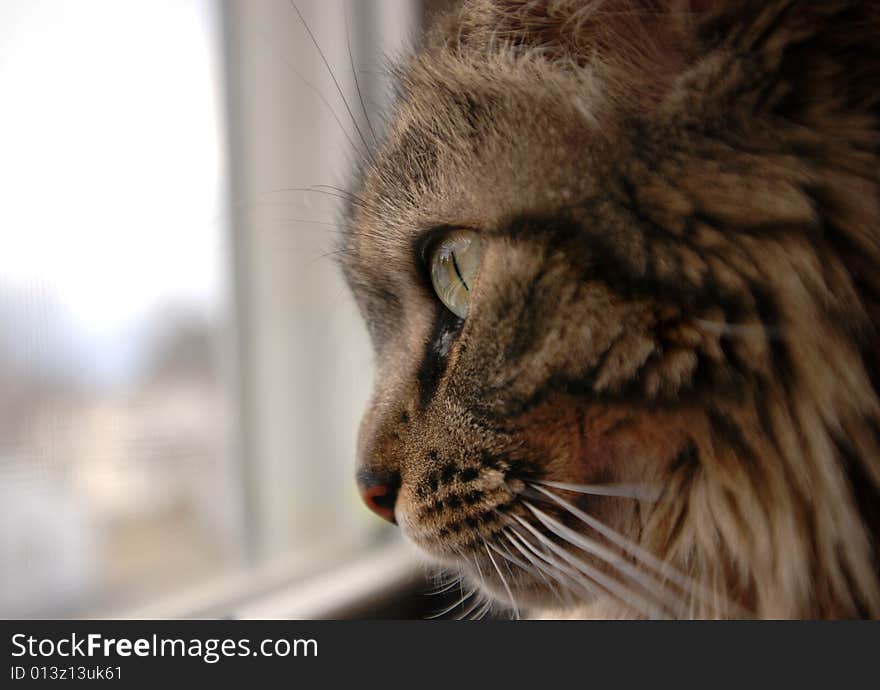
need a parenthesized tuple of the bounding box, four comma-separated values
(359, 482, 398, 523)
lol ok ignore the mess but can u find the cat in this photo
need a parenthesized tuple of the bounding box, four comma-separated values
(340, 0, 880, 619)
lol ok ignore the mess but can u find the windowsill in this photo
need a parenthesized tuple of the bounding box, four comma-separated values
(98, 537, 423, 620)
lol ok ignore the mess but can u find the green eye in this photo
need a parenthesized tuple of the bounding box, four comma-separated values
(429, 229, 481, 319)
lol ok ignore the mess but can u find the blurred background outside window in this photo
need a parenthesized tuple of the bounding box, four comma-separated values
(0, 0, 422, 619)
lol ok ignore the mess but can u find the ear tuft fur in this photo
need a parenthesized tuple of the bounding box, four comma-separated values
(427, 0, 727, 111)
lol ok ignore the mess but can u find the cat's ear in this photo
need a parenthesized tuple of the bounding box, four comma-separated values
(445, 1, 878, 123)
(453, 0, 697, 61)
(667, 1, 880, 130)
(442, 0, 723, 110)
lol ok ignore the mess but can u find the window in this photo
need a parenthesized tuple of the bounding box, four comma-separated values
(0, 0, 420, 619)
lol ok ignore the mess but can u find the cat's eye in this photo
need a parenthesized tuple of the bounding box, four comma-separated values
(428, 229, 481, 319)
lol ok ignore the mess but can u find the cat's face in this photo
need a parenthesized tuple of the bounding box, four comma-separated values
(342, 0, 880, 618)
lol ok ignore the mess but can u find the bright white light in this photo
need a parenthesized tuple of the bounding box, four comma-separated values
(0, 0, 225, 342)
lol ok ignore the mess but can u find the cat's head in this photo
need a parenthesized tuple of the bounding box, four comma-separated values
(342, 0, 880, 618)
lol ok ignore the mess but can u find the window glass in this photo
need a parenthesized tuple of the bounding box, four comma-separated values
(0, 0, 418, 619)
(0, 0, 236, 617)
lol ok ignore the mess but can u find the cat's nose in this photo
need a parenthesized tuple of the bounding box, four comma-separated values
(357, 469, 400, 524)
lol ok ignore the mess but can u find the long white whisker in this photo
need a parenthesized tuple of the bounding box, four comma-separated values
(484, 541, 520, 620)
(505, 522, 608, 602)
(471, 553, 487, 589)
(535, 479, 663, 502)
(454, 592, 487, 621)
(494, 537, 519, 584)
(505, 524, 629, 613)
(424, 575, 462, 596)
(470, 599, 494, 621)
(490, 538, 556, 596)
(425, 587, 476, 619)
(488, 540, 531, 574)
(523, 500, 686, 617)
(502, 529, 577, 600)
(510, 513, 668, 619)
(491, 510, 570, 605)
(530, 484, 747, 617)
(496, 530, 571, 607)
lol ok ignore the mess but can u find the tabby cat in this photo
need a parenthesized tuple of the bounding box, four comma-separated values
(341, 0, 880, 618)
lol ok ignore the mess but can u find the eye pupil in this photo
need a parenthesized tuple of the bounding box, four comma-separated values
(451, 252, 470, 291)
(428, 229, 481, 319)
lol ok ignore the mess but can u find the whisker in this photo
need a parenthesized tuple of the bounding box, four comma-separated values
(253, 26, 370, 168)
(504, 522, 606, 602)
(424, 587, 476, 619)
(308, 247, 351, 267)
(288, 0, 376, 164)
(471, 552, 487, 590)
(494, 531, 570, 607)
(468, 598, 494, 621)
(490, 538, 525, 604)
(531, 484, 693, 582)
(491, 511, 569, 605)
(504, 525, 627, 613)
(343, 1, 379, 147)
(454, 592, 487, 621)
(522, 500, 686, 616)
(267, 184, 369, 208)
(424, 575, 462, 596)
(501, 529, 572, 595)
(484, 541, 520, 619)
(265, 186, 359, 208)
(311, 183, 370, 203)
(509, 513, 668, 619)
(530, 483, 748, 617)
(275, 217, 348, 229)
(487, 540, 530, 572)
(534, 479, 663, 501)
